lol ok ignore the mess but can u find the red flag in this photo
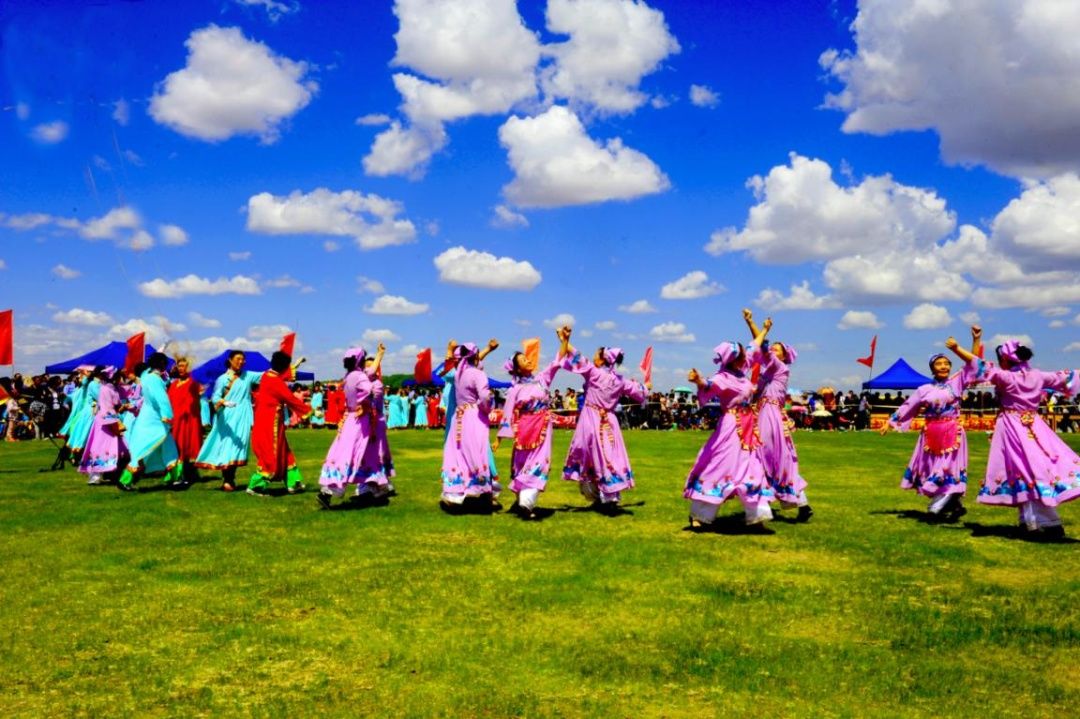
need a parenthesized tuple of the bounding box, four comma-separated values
(414, 347, 433, 384)
(639, 346, 653, 386)
(522, 338, 541, 371)
(0, 309, 12, 366)
(857, 335, 877, 368)
(124, 332, 146, 373)
(280, 332, 296, 356)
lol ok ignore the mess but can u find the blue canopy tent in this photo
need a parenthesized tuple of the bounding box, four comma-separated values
(192, 350, 314, 395)
(862, 358, 933, 390)
(45, 341, 167, 374)
(401, 361, 511, 390)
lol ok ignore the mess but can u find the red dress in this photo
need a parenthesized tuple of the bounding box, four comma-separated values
(325, 388, 345, 427)
(250, 370, 312, 480)
(426, 395, 440, 428)
(167, 377, 203, 462)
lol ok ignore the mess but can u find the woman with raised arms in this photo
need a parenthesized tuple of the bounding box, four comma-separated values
(440, 339, 500, 510)
(195, 350, 260, 492)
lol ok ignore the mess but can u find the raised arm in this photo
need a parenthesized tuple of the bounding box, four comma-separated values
(945, 336, 976, 364)
(970, 325, 982, 358)
(742, 308, 762, 340)
(479, 338, 499, 362)
(371, 343, 386, 375)
(436, 340, 457, 378)
(556, 326, 572, 360)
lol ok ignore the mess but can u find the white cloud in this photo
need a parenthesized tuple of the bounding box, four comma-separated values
(138, 274, 262, 299)
(689, 84, 719, 108)
(323, 240, 340, 253)
(821, 1, 1080, 177)
(188, 311, 222, 328)
(543, 313, 576, 329)
(246, 188, 417, 250)
(990, 174, 1080, 271)
(363, 121, 448, 178)
(838, 310, 882, 330)
(514, 319, 532, 327)
(1065, 342, 1080, 352)
(123, 149, 144, 167)
(233, 0, 299, 22)
(112, 99, 130, 126)
(1041, 306, 1071, 318)
(356, 113, 392, 127)
(149, 25, 316, 143)
(228, 251, 251, 261)
(433, 246, 542, 290)
(31, 121, 69, 144)
(959, 311, 981, 325)
(595, 320, 616, 331)
(498, 105, 669, 208)
(51, 264, 81, 280)
(972, 284, 1080, 310)
(364, 294, 429, 315)
(491, 204, 529, 229)
(81, 206, 142, 240)
(93, 155, 110, 171)
(541, 0, 680, 113)
(1, 205, 172, 251)
(1050, 320, 1066, 329)
(903, 303, 952, 330)
(755, 281, 840, 311)
(53, 308, 113, 326)
(265, 274, 301, 288)
(362, 328, 401, 343)
(649, 321, 695, 343)
(619, 299, 656, 314)
(108, 317, 188, 344)
(357, 276, 386, 294)
(159, 224, 189, 246)
(660, 270, 723, 300)
(989, 333, 1034, 350)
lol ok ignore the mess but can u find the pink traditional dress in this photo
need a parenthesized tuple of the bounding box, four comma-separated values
(78, 381, 128, 482)
(368, 369, 395, 483)
(560, 347, 648, 505)
(888, 357, 978, 515)
(319, 351, 388, 500)
(753, 342, 808, 508)
(441, 344, 496, 505)
(684, 342, 773, 525)
(497, 358, 561, 512)
(973, 345, 1080, 531)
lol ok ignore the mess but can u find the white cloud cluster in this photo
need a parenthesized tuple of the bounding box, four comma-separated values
(31, 121, 69, 144)
(150, 25, 317, 143)
(357, 276, 386, 294)
(362, 328, 401, 343)
(756, 281, 840, 311)
(821, 1, 1080, 178)
(838, 310, 882, 330)
(1, 206, 188, 252)
(544, 313, 576, 329)
(233, 0, 299, 22)
(491, 204, 529, 229)
(499, 105, 669, 208)
(51, 264, 81, 280)
(160, 224, 189, 246)
(660, 270, 723, 300)
(433, 246, 542, 290)
(246, 188, 417, 250)
(619, 299, 656, 314)
(689, 84, 718, 108)
(188, 311, 222, 328)
(53, 308, 113, 327)
(595, 320, 616, 331)
(364, 294, 429, 315)
(649, 321, 695, 343)
(903, 303, 952, 330)
(138, 274, 262, 299)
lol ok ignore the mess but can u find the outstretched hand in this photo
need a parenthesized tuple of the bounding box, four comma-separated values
(763, 317, 773, 332)
(944, 336, 959, 351)
(487, 338, 499, 351)
(742, 308, 753, 322)
(688, 368, 703, 386)
(971, 325, 982, 341)
(377, 342, 386, 354)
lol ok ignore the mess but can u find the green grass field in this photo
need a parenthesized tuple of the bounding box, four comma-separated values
(1, 429, 1078, 718)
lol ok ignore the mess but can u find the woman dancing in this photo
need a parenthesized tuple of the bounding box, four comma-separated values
(364, 344, 395, 490)
(880, 325, 982, 522)
(195, 351, 259, 492)
(440, 340, 500, 510)
(78, 367, 128, 485)
(559, 328, 649, 511)
(492, 330, 566, 519)
(118, 352, 181, 491)
(948, 334, 1080, 539)
(167, 356, 203, 488)
(684, 326, 774, 529)
(743, 309, 812, 521)
(247, 351, 311, 496)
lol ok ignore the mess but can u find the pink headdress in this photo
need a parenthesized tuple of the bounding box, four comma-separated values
(927, 352, 950, 371)
(455, 342, 479, 360)
(996, 340, 1031, 369)
(712, 342, 744, 369)
(602, 347, 624, 367)
(503, 354, 528, 377)
(344, 347, 367, 362)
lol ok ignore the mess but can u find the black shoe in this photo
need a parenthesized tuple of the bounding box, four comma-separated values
(118, 482, 138, 493)
(1041, 525, 1066, 541)
(316, 493, 333, 510)
(170, 480, 192, 491)
(796, 505, 814, 523)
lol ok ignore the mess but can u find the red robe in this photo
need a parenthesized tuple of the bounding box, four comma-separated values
(426, 395, 440, 428)
(167, 377, 203, 462)
(325, 388, 345, 426)
(251, 370, 312, 479)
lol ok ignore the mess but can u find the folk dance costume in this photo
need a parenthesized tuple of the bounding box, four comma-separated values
(318, 349, 389, 504)
(78, 378, 128, 484)
(684, 343, 774, 526)
(413, 394, 428, 428)
(325, 387, 345, 428)
(753, 342, 811, 518)
(119, 367, 181, 489)
(58, 374, 90, 448)
(66, 376, 100, 455)
(888, 356, 979, 520)
(560, 347, 648, 506)
(247, 366, 312, 495)
(442, 365, 499, 488)
(167, 375, 203, 479)
(972, 342, 1080, 534)
(120, 381, 141, 432)
(367, 366, 396, 483)
(440, 344, 498, 506)
(195, 368, 261, 485)
(387, 393, 408, 429)
(310, 389, 325, 428)
(497, 358, 561, 515)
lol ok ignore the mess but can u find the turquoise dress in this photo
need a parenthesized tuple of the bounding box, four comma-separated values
(61, 378, 91, 448)
(310, 391, 325, 427)
(126, 370, 179, 475)
(195, 370, 261, 469)
(388, 395, 408, 429)
(413, 395, 428, 428)
(68, 379, 100, 452)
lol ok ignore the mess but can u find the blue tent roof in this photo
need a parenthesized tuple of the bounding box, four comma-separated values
(192, 350, 314, 394)
(45, 341, 166, 374)
(862, 358, 933, 390)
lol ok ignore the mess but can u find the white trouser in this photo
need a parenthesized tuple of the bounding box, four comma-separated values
(780, 490, 809, 509)
(928, 493, 954, 514)
(518, 487, 540, 511)
(579, 480, 619, 504)
(1019, 501, 1062, 531)
(691, 499, 773, 525)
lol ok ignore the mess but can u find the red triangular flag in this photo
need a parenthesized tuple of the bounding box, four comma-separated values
(857, 335, 877, 368)
(280, 332, 296, 356)
(124, 332, 145, 373)
(414, 348, 433, 384)
(639, 346, 653, 386)
(0, 309, 12, 366)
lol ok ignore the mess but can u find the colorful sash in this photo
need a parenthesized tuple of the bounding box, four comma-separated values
(922, 417, 961, 455)
(514, 409, 549, 451)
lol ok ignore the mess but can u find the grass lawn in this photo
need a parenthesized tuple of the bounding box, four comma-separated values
(1, 429, 1078, 718)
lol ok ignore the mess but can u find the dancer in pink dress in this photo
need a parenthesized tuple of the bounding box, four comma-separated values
(880, 326, 982, 522)
(948, 333, 1080, 539)
(743, 309, 811, 521)
(559, 328, 650, 511)
(364, 344, 395, 490)
(684, 326, 774, 530)
(440, 340, 499, 509)
(78, 367, 128, 485)
(492, 329, 566, 519)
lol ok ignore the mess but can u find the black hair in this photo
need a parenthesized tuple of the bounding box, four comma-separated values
(147, 352, 168, 372)
(598, 347, 624, 366)
(271, 351, 291, 373)
(92, 365, 107, 380)
(343, 356, 358, 372)
(512, 351, 526, 374)
(1016, 346, 1034, 361)
(132, 362, 148, 377)
(224, 349, 244, 370)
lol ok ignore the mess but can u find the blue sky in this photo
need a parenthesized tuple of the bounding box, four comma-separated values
(2, 0, 1078, 389)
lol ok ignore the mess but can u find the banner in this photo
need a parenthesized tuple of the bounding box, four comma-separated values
(857, 335, 877, 369)
(124, 332, 146, 373)
(639, 346, 653, 386)
(0, 309, 12, 365)
(414, 347, 433, 384)
(522, 337, 541, 371)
